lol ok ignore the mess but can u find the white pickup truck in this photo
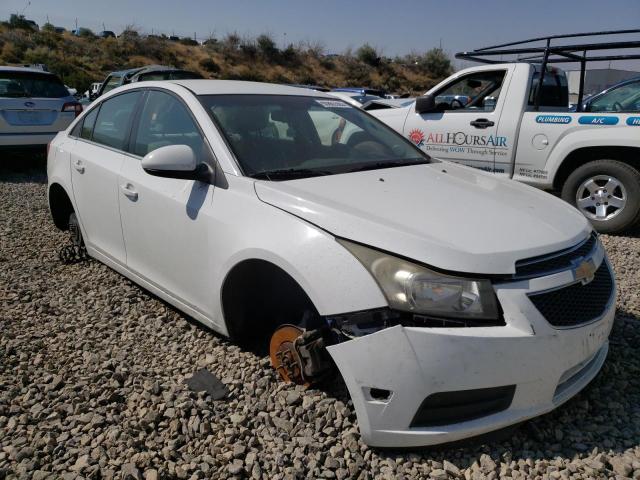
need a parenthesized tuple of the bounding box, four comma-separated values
(371, 60, 640, 233)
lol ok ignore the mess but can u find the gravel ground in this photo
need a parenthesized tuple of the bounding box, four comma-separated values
(1, 164, 640, 480)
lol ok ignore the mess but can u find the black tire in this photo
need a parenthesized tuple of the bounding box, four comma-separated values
(561, 159, 640, 234)
(68, 212, 84, 247)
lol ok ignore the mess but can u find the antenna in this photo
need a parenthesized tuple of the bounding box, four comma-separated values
(20, 1, 31, 15)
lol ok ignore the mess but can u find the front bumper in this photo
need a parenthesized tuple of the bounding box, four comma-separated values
(327, 257, 615, 448)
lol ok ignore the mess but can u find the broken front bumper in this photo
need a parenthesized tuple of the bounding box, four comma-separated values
(326, 262, 615, 448)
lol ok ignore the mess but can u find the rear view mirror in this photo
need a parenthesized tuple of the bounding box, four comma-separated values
(142, 144, 210, 181)
(415, 94, 437, 114)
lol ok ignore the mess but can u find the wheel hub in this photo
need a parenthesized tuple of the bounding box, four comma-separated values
(576, 175, 627, 221)
(269, 325, 309, 386)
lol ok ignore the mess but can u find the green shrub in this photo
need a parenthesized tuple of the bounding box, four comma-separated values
(357, 43, 381, 67)
(199, 57, 220, 73)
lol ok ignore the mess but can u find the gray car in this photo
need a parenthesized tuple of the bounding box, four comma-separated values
(0, 66, 81, 149)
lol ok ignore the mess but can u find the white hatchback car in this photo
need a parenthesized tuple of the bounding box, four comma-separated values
(47, 80, 615, 448)
(0, 66, 81, 149)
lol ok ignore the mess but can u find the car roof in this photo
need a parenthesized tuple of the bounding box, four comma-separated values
(0, 66, 55, 75)
(108, 67, 146, 76)
(172, 80, 331, 97)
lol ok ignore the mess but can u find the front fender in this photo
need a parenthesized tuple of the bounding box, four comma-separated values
(208, 176, 387, 335)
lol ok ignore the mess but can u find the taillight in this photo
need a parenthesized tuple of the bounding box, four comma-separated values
(62, 102, 83, 117)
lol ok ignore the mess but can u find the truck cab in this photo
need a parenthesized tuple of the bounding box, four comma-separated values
(371, 31, 640, 233)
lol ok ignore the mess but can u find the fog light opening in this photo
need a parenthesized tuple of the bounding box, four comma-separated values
(368, 387, 392, 402)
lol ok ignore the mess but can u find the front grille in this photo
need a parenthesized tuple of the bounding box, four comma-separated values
(410, 385, 516, 428)
(528, 262, 613, 328)
(514, 233, 598, 279)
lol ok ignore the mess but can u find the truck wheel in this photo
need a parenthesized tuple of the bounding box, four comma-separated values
(561, 159, 640, 234)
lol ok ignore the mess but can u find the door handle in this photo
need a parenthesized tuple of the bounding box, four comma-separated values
(72, 159, 85, 174)
(120, 184, 138, 201)
(470, 118, 495, 129)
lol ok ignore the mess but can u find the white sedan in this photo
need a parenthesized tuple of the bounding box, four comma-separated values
(47, 80, 615, 447)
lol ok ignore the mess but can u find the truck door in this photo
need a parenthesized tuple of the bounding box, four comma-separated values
(404, 68, 511, 174)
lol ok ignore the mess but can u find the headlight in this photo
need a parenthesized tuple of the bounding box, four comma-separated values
(338, 239, 499, 321)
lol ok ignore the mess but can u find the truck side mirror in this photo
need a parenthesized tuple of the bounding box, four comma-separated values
(415, 94, 436, 114)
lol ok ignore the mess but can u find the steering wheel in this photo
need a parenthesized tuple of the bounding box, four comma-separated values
(613, 101, 623, 112)
(451, 98, 466, 110)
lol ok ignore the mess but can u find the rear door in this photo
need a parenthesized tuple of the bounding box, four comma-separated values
(0, 70, 76, 135)
(70, 90, 143, 264)
(403, 67, 513, 173)
(118, 89, 215, 315)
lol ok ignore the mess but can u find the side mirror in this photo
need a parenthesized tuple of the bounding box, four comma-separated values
(415, 94, 436, 114)
(142, 144, 209, 181)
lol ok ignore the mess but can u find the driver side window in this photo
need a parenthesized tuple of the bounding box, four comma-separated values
(434, 70, 505, 112)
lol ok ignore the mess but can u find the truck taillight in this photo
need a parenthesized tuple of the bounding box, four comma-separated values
(62, 102, 83, 117)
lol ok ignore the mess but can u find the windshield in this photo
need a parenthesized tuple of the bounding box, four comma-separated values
(0, 72, 69, 98)
(101, 75, 122, 94)
(199, 94, 429, 179)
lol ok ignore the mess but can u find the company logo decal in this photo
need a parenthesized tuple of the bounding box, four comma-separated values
(408, 129, 425, 147)
(572, 257, 596, 285)
(536, 115, 572, 124)
(627, 117, 640, 126)
(419, 131, 508, 148)
(578, 116, 619, 125)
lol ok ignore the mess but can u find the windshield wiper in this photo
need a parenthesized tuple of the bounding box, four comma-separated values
(250, 168, 333, 180)
(347, 159, 430, 173)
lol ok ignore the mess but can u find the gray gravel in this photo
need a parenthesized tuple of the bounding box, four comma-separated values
(1, 170, 640, 480)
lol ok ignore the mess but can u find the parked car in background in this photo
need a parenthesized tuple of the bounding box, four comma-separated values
(98, 30, 116, 38)
(48, 80, 614, 448)
(363, 98, 415, 111)
(65, 85, 77, 97)
(0, 66, 81, 150)
(95, 65, 202, 99)
(86, 82, 102, 100)
(582, 76, 640, 113)
(130, 65, 203, 83)
(54, 26, 66, 34)
(332, 87, 387, 97)
(328, 90, 383, 108)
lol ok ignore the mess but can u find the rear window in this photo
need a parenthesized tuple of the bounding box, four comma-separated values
(0, 71, 69, 98)
(528, 70, 569, 108)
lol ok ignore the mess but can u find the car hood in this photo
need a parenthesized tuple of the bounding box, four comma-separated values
(254, 162, 591, 275)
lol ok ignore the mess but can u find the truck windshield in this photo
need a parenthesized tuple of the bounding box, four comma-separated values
(199, 94, 430, 179)
(0, 72, 69, 98)
(101, 75, 122, 95)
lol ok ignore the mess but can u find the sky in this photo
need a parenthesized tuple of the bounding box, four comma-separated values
(2, 0, 640, 71)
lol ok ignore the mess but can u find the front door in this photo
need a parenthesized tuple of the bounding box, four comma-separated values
(118, 90, 215, 316)
(404, 69, 509, 174)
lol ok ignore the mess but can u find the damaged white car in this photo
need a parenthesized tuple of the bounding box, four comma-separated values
(47, 80, 616, 447)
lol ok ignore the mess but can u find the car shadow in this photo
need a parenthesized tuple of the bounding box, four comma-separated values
(0, 150, 47, 184)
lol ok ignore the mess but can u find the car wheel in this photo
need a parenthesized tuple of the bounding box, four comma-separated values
(69, 212, 84, 247)
(561, 159, 640, 234)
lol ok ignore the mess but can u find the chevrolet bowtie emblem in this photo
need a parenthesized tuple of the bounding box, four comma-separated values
(573, 258, 596, 285)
